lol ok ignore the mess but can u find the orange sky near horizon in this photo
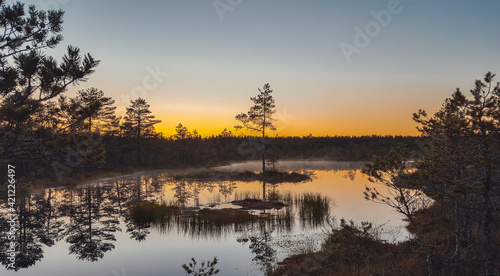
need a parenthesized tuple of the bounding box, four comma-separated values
(151, 105, 422, 138)
(37, 0, 499, 139)
(123, 80, 441, 138)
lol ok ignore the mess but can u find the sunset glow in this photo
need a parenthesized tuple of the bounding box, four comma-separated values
(18, 0, 500, 137)
(3, 1, 500, 274)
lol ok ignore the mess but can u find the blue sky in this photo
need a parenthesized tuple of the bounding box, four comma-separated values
(15, 0, 500, 136)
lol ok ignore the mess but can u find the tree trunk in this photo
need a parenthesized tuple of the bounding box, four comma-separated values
(481, 132, 494, 276)
(262, 147, 265, 173)
(262, 180, 266, 200)
(87, 186, 92, 242)
(410, 216, 433, 276)
(262, 95, 266, 173)
(483, 168, 494, 276)
(137, 115, 141, 165)
(453, 200, 462, 275)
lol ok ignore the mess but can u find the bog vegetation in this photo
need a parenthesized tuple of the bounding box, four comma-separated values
(1, 1, 499, 275)
(273, 73, 500, 276)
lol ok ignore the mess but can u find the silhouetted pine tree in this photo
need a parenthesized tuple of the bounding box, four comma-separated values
(74, 87, 119, 133)
(122, 98, 161, 164)
(235, 83, 276, 173)
(413, 72, 500, 275)
(0, 1, 99, 174)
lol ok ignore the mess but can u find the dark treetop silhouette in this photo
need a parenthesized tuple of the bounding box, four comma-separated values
(235, 83, 277, 173)
(0, 1, 99, 171)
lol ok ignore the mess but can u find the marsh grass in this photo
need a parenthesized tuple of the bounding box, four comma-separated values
(209, 193, 222, 205)
(270, 208, 293, 230)
(296, 193, 332, 228)
(129, 201, 182, 225)
(128, 192, 335, 247)
(280, 192, 294, 205)
(233, 190, 262, 201)
(129, 201, 266, 229)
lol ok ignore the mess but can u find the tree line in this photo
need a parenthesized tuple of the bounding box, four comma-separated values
(0, 1, 422, 181)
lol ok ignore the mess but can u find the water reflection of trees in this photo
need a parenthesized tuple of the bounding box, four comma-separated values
(218, 182, 236, 201)
(0, 196, 43, 271)
(237, 221, 276, 273)
(343, 169, 358, 181)
(0, 180, 130, 269)
(65, 186, 120, 261)
(0, 172, 333, 271)
(0, 189, 68, 271)
(171, 180, 221, 206)
(36, 189, 66, 247)
(172, 181, 193, 206)
(123, 175, 164, 241)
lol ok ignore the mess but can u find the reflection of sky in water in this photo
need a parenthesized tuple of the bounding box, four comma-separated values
(1, 161, 409, 276)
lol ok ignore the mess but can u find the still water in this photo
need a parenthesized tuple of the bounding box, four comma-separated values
(1, 161, 409, 276)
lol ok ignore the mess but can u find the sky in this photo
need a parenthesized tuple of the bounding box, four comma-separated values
(14, 0, 500, 137)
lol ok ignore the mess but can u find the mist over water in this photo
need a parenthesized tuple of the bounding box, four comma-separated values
(215, 160, 367, 172)
(1, 161, 408, 276)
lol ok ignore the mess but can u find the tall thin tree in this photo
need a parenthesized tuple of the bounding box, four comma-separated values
(174, 123, 192, 163)
(235, 83, 276, 173)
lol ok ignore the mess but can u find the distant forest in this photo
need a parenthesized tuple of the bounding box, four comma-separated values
(0, 2, 424, 181)
(102, 134, 424, 168)
(5, 125, 424, 179)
